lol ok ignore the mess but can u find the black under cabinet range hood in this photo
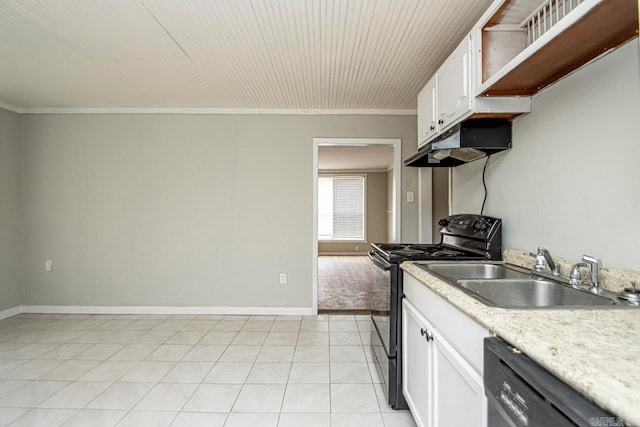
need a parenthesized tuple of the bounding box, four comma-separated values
(405, 119, 512, 167)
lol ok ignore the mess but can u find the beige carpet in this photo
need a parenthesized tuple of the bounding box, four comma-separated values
(318, 256, 372, 311)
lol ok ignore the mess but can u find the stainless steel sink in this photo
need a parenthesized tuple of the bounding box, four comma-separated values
(455, 279, 616, 309)
(415, 261, 630, 309)
(422, 263, 531, 280)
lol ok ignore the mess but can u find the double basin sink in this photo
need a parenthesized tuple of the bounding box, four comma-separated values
(417, 262, 627, 309)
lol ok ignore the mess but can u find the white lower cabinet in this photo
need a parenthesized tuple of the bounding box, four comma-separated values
(432, 327, 486, 427)
(403, 297, 487, 427)
(402, 299, 432, 427)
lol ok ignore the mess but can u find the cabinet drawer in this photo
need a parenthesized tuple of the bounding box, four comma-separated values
(404, 272, 490, 373)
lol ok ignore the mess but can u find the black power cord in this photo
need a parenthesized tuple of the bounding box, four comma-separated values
(480, 155, 490, 215)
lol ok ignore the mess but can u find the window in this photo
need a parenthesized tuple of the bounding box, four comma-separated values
(318, 175, 365, 241)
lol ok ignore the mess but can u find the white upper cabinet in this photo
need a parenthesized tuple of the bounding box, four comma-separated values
(417, 30, 531, 147)
(417, 75, 438, 146)
(437, 35, 471, 131)
(417, 36, 472, 147)
(417, 0, 637, 146)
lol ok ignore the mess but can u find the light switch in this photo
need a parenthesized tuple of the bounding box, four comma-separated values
(45, 260, 53, 272)
(279, 273, 287, 285)
(407, 191, 415, 203)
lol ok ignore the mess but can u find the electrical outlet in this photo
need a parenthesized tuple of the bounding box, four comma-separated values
(407, 191, 415, 203)
(45, 260, 53, 272)
(355, 245, 359, 251)
(279, 273, 287, 285)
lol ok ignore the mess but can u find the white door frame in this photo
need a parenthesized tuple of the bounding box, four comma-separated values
(312, 137, 402, 314)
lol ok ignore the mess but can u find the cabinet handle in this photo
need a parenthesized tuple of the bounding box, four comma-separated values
(438, 119, 444, 125)
(420, 328, 434, 342)
(429, 125, 435, 131)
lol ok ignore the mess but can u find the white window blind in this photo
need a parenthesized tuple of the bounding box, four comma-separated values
(318, 175, 365, 240)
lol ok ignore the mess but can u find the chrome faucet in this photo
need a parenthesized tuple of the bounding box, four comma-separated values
(530, 247, 559, 276)
(569, 262, 590, 287)
(581, 255, 603, 290)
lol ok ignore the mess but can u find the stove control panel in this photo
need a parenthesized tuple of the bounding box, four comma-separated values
(439, 214, 502, 260)
(439, 214, 501, 239)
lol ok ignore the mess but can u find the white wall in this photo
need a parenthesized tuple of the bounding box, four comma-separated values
(431, 168, 449, 243)
(0, 108, 22, 311)
(19, 114, 418, 308)
(452, 41, 640, 270)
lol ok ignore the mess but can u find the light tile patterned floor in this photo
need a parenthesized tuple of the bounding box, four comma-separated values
(0, 314, 417, 427)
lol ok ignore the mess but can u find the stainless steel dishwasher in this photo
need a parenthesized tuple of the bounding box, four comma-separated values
(484, 337, 623, 427)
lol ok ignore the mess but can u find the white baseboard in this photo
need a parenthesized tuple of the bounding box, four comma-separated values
(20, 305, 314, 316)
(0, 306, 22, 320)
(318, 252, 370, 256)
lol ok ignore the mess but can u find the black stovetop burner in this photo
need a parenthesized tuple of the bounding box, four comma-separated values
(372, 242, 480, 262)
(392, 248, 427, 256)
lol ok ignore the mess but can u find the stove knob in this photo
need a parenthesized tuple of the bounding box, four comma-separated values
(474, 220, 489, 231)
(438, 218, 449, 227)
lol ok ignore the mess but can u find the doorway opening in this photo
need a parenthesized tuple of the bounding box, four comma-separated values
(312, 138, 402, 313)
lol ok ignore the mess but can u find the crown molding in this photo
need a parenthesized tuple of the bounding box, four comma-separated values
(17, 107, 416, 115)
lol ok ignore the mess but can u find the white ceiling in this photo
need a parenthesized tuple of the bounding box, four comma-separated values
(0, 0, 493, 112)
(318, 145, 393, 171)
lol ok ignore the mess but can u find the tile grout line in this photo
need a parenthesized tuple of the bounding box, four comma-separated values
(126, 316, 230, 424)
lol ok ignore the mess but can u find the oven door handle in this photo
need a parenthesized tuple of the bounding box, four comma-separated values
(368, 250, 392, 271)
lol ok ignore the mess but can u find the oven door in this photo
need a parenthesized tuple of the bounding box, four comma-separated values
(369, 249, 408, 409)
(369, 250, 395, 358)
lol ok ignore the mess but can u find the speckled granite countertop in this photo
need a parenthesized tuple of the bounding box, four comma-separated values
(401, 261, 640, 426)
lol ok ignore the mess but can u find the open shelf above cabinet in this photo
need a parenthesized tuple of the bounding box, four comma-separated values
(477, 0, 639, 97)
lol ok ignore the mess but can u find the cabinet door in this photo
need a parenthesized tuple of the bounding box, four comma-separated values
(432, 330, 487, 427)
(417, 75, 438, 147)
(402, 299, 432, 427)
(438, 35, 472, 130)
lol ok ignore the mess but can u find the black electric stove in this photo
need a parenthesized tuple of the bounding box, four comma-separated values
(371, 243, 485, 263)
(369, 214, 502, 409)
